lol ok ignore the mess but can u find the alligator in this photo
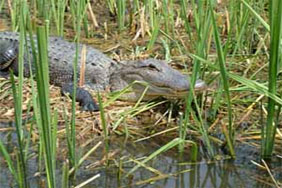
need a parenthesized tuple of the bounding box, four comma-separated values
(0, 31, 206, 112)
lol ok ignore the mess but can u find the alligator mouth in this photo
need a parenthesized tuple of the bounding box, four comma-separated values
(134, 79, 207, 99)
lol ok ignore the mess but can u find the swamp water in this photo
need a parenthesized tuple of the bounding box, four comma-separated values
(0, 122, 281, 188)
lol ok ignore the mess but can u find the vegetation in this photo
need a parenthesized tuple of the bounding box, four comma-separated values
(0, 0, 281, 187)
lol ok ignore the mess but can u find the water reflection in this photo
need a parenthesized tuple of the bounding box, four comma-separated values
(0, 122, 281, 188)
(73, 139, 281, 188)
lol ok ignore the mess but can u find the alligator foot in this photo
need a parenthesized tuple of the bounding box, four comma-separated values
(62, 83, 99, 112)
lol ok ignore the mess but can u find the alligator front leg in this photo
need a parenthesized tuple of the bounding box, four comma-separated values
(61, 83, 99, 112)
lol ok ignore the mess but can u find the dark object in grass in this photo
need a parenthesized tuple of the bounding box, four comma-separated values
(0, 31, 206, 112)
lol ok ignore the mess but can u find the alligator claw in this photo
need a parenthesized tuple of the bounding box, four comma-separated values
(80, 100, 99, 112)
(62, 83, 100, 112)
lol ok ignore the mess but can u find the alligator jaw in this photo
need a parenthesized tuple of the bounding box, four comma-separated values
(132, 79, 207, 100)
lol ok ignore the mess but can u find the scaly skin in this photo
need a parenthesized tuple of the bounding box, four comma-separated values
(0, 32, 206, 111)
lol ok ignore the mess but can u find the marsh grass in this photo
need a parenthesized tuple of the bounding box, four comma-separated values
(34, 26, 56, 187)
(117, 0, 126, 31)
(106, 0, 116, 16)
(50, 0, 66, 36)
(162, 0, 174, 36)
(61, 161, 70, 188)
(262, 0, 282, 158)
(178, 0, 215, 157)
(6, 1, 29, 187)
(0, 0, 4, 13)
(0, 0, 281, 187)
(209, 0, 234, 156)
(146, 12, 160, 51)
(125, 138, 187, 177)
(97, 92, 109, 162)
(67, 0, 89, 169)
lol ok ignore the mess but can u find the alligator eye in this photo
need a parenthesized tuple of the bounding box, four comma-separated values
(0, 45, 17, 70)
(147, 64, 160, 71)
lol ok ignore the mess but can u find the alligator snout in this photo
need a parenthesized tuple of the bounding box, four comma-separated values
(194, 79, 207, 91)
(171, 75, 206, 92)
(152, 65, 207, 94)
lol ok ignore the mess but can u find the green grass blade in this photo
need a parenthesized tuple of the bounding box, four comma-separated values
(191, 53, 282, 106)
(240, 0, 270, 32)
(0, 139, 18, 182)
(61, 160, 69, 188)
(97, 92, 109, 163)
(147, 13, 160, 51)
(180, 1, 214, 157)
(0, 0, 5, 13)
(209, 0, 234, 157)
(8, 2, 29, 186)
(106, 0, 115, 15)
(179, 0, 192, 41)
(125, 138, 185, 177)
(262, 0, 282, 158)
(117, 0, 126, 31)
(35, 26, 56, 188)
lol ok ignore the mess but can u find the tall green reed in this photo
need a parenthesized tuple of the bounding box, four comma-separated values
(146, 12, 160, 51)
(162, 0, 174, 36)
(67, 0, 88, 170)
(50, 0, 66, 36)
(8, 1, 29, 187)
(10, 0, 20, 31)
(117, 0, 126, 31)
(240, 0, 281, 157)
(180, 0, 215, 157)
(33, 26, 57, 187)
(20, 2, 58, 186)
(180, 0, 192, 41)
(209, 0, 234, 156)
(147, 0, 154, 29)
(132, 0, 140, 12)
(262, 0, 282, 158)
(0, 1, 56, 187)
(97, 92, 109, 163)
(36, 0, 50, 20)
(106, 0, 116, 15)
(0, 2, 29, 188)
(0, 0, 5, 13)
(0, 0, 104, 186)
(7, 0, 59, 186)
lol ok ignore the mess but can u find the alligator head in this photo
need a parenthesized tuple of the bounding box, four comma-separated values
(110, 59, 206, 101)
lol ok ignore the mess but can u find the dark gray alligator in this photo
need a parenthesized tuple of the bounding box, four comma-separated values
(0, 31, 206, 111)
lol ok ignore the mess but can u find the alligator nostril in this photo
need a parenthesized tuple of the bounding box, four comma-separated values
(92, 78, 98, 84)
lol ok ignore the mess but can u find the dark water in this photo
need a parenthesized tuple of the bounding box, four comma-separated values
(73, 141, 281, 188)
(0, 122, 281, 188)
